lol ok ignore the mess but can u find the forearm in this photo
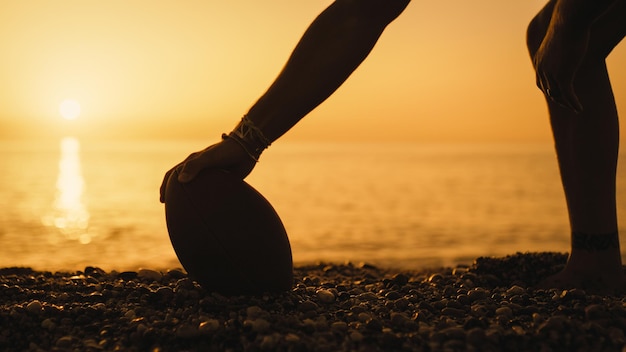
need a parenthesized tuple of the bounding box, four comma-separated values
(243, 0, 409, 142)
(551, 0, 618, 32)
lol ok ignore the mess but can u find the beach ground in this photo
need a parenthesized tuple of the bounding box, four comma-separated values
(1, 252, 625, 352)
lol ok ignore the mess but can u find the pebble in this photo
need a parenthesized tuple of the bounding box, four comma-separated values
(124, 309, 136, 319)
(467, 287, 489, 302)
(561, 288, 587, 301)
(428, 273, 444, 283)
(284, 333, 301, 343)
(55, 336, 74, 348)
(441, 307, 466, 318)
(466, 327, 487, 345)
(384, 290, 401, 300)
(298, 300, 318, 312)
(137, 269, 162, 282)
(0, 253, 623, 352)
(118, 271, 137, 280)
(176, 323, 199, 338)
(198, 319, 220, 333)
(452, 267, 469, 276)
(41, 318, 56, 331)
(393, 297, 410, 310)
(357, 312, 372, 323)
(506, 285, 526, 296)
(330, 321, 348, 332)
(155, 286, 174, 300)
(166, 268, 187, 279)
(246, 305, 266, 319)
(390, 312, 411, 327)
(316, 289, 336, 304)
(349, 331, 364, 342)
(443, 326, 466, 340)
(538, 315, 570, 332)
(244, 318, 270, 333)
(26, 300, 43, 314)
(260, 335, 278, 349)
(585, 304, 610, 320)
(357, 292, 379, 302)
(495, 306, 514, 319)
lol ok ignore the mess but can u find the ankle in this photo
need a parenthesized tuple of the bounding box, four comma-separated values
(571, 231, 620, 251)
(566, 247, 623, 274)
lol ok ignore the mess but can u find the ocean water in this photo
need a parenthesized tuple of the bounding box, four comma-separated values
(2, 138, 626, 271)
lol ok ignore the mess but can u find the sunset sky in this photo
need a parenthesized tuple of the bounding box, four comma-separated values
(1, 0, 625, 143)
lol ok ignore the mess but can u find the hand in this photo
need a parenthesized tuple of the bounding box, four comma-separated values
(533, 26, 589, 113)
(159, 138, 257, 203)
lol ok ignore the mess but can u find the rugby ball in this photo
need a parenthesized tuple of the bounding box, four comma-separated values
(164, 168, 293, 295)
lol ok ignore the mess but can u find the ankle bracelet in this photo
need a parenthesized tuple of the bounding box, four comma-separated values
(571, 231, 620, 251)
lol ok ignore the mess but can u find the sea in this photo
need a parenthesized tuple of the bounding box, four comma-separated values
(2, 137, 626, 272)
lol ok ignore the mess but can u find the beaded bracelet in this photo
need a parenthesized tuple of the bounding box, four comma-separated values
(222, 115, 271, 162)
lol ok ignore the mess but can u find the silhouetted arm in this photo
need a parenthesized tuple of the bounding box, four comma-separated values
(246, 0, 410, 142)
(160, 0, 409, 202)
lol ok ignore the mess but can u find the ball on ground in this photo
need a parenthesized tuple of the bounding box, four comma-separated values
(164, 168, 293, 295)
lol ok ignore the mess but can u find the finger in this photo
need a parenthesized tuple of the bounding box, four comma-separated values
(546, 91, 582, 114)
(556, 88, 583, 114)
(543, 75, 568, 109)
(534, 62, 546, 91)
(537, 70, 553, 99)
(544, 75, 583, 114)
(177, 149, 217, 183)
(543, 73, 557, 97)
(160, 149, 203, 201)
(159, 166, 176, 203)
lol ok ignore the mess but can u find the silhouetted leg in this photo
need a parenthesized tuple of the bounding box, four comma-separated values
(245, 0, 410, 141)
(527, 1, 626, 293)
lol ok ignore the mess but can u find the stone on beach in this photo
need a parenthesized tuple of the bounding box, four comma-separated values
(0, 252, 625, 351)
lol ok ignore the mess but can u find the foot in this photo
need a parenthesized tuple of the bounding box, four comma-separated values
(537, 268, 626, 295)
(536, 249, 626, 295)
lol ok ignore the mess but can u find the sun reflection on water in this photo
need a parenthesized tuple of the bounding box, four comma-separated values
(42, 137, 92, 244)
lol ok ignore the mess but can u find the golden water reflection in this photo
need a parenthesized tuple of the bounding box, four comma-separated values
(42, 137, 92, 244)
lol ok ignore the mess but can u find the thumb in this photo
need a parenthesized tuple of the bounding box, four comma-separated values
(177, 156, 207, 183)
(177, 144, 222, 183)
(176, 165, 195, 183)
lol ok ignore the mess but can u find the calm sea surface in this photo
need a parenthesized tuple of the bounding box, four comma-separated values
(2, 138, 626, 271)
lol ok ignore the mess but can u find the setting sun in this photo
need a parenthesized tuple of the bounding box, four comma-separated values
(59, 99, 81, 120)
(1, 0, 624, 142)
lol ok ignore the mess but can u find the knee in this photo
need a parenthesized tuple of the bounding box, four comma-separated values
(334, 0, 410, 29)
(525, 1, 617, 67)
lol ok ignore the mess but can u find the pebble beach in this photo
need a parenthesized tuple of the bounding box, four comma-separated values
(1, 252, 626, 352)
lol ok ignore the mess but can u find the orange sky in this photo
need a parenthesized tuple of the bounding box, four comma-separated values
(1, 0, 625, 143)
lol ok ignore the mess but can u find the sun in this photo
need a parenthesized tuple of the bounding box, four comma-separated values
(59, 99, 81, 120)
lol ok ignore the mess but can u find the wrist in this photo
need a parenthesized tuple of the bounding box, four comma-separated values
(222, 115, 272, 162)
